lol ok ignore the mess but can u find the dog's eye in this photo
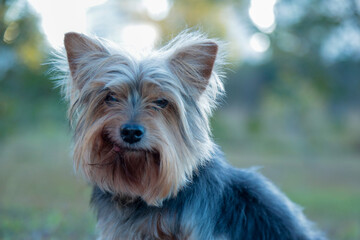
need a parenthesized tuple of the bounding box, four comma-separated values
(153, 99, 168, 108)
(105, 94, 118, 103)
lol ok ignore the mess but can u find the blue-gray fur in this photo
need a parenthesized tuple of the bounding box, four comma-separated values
(91, 147, 326, 240)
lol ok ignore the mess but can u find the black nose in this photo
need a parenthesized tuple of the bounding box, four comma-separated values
(120, 124, 145, 144)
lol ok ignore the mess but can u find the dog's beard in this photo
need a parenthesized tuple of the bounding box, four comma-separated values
(77, 120, 203, 206)
(85, 134, 163, 204)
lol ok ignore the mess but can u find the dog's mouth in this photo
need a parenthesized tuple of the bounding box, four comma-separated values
(111, 140, 160, 162)
(89, 141, 160, 167)
(97, 133, 160, 166)
(102, 133, 149, 154)
(111, 143, 154, 155)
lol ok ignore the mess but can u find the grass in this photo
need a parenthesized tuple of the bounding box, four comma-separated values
(1, 123, 359, 239)
(0, 125, 95, 240)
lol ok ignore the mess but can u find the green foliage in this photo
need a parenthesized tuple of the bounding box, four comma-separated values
(0, 0, 65, 138)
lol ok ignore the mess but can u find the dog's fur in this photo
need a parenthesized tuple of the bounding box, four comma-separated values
(54, 30, 326, 239)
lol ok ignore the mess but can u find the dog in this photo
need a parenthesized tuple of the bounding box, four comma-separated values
(55, 30, 326, 239)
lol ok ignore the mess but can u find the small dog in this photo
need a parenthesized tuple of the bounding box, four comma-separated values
(56, 31, 326, 239)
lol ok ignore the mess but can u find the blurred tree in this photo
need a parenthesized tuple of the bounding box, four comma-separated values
(227, 0, 360, 123)
(0, 0, 61, 138)
(158, 0, 230, 40)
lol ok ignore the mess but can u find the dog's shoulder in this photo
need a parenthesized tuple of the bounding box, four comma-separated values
(196, 150, 325, 240)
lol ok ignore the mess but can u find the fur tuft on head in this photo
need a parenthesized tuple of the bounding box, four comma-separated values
(53, 30, 226, 205)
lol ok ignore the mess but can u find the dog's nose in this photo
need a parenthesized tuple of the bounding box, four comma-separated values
(120, 124, 145, 144)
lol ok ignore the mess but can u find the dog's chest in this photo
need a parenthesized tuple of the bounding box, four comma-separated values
(96, 204, 196, 240)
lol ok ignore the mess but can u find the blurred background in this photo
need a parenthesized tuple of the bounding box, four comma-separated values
(1, 0, 359, 239)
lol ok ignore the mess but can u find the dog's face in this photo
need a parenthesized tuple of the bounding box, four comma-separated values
(62, 32, 223, 205)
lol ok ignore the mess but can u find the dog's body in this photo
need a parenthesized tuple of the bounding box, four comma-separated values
(56, 31, 325, 240)
(91, 148, 322, 240)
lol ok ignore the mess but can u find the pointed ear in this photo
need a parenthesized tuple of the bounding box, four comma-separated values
(169, 41, 218, 94)
(64, 32, 108, 78)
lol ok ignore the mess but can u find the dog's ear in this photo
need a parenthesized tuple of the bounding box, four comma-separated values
(64, 32, 108, 88)
(169, 41, 218, 95)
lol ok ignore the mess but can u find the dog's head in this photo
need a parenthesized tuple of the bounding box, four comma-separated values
(59, 31, 224, 205)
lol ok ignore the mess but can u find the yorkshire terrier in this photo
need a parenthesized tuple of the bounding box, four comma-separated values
(56, 31, 326, 239)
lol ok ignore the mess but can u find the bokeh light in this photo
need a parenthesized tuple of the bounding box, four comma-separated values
(27, 0, 107, 47)
(248, 0, 277, 33)
(249, 32, 270, 52)
(120, 23, 159, 52)
(142, 0, 170, 21)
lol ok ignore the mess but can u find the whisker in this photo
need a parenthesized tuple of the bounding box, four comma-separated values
(88, 160, 115, 167)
